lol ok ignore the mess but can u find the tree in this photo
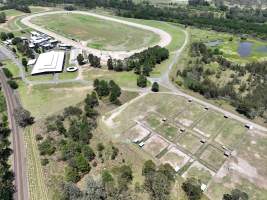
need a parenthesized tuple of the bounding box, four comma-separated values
(12, 37, 22, 45)
(223, 189, 249, 200)
(109, 80, 121, 103)
(151, 82, 159, 92)
(0, 12, 6, 23)
(83, 177, 107, 200)
(158, 163, 175, 182)
(96, 80, 110, 97)
(0, 32, 7, 41)
(63, 106, 82, 118)
(70, 153, 90, 174)
(65, 166, 80, 183)
(107, 57, 113, 70)
(137, 74, 147, 88)
(22, 57, 28, 72)
(7, 32, 14, 39)
(82, 145, 95, 161)
(77, 53, 84, 65)
(117, 165, 133, 191)
(144, 171, 171, 200)
(38, 138, 56, 156)
(84, 92, 99, 108)
(2, 68, 13, 79)
(102, 170, 114, 184)
(142, 160, 156, 176)
(84, 105, 98, 118)
(182, 178, 203, 200)
(62, 182, 82, 200)
(14, 107, 34, 127)
(7, 80, 18, 89)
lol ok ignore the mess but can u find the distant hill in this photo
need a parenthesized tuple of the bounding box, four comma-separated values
(219, 0, 267, 6)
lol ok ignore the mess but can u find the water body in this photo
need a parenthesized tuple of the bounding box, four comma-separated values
(256, 46, 267, 53)
(238, 42, 253, 57)
(205, 40, 223, 47)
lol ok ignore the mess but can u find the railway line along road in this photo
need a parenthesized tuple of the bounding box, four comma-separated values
(0, 69, 28, 200)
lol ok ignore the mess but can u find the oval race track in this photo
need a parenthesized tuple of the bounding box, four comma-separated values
(21, 11, 172, 61)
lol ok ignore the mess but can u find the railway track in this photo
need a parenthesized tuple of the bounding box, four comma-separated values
(0, 70, 28, 200)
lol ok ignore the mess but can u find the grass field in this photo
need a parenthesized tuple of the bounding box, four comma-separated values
(156, 122, 179, 141)
(160, 147, 191, 171)
(144, 112, 163, 130)
(24, 126, 49, 200)
(82, 67, 147, 89)
(31, 13, 160, 51)
(193, 111, 226, 138)
(143, 134, 169, 157)
(215, 119, 247, 149)
(200, 145, 226, 170)
(17, 81, 91, 119)
(183, 161, 215, 185)
(177, 132, 203, 154)
(176, 103, 206, 127)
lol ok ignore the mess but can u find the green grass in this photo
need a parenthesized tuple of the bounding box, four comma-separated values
(193, 111, 226, 138)
(2, 60, 20, 78)
(184, 161, 214, 185)
(31, 13, 160, 51)
(145, 113, 162, 130)
(26, 74, 54, 81)
(58, 71, 78, 80)
(17, 81, 91, 119)
(113, 17, 186, 52)
(176, 103, 206, 127)
(83, 68, 146, 89)
(177, 132, 203, 154)
(200, 145, 226, 170)
(156, 122, 179, 141)
(215, 120, 246, 149)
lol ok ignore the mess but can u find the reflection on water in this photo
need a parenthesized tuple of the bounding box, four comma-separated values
(256, 46, 267, 53)
(238, 42, 253, 57)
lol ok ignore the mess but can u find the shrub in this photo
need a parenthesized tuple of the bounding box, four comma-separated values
(41, 158, 49, 166)
(151, 82, 159, 92)
(2, 68, 13, 78)
(7, 80, 18, 89)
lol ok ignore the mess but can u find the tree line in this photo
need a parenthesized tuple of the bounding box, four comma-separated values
(107, 46, 169, 76)
(0, 88, 14, 200)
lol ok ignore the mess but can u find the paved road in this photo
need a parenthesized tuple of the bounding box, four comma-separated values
(0, 70, 28, 200)
(21, 10, 172, 61)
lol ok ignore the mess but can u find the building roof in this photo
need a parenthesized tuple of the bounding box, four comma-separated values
(27, 59, 36, 66)
(31, 51, 65, 75)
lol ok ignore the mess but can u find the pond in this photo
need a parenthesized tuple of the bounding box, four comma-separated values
(205, 40, 223, 47)
(256, 46, 267, 53)
(238, 42, 253, 57)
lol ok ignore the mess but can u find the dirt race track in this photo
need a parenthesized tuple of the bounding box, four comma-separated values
(21, 10, 172, 61)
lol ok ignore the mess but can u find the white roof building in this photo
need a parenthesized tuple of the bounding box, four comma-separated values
(27, 59, 36, 66)
(31, 51, 65, 75)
